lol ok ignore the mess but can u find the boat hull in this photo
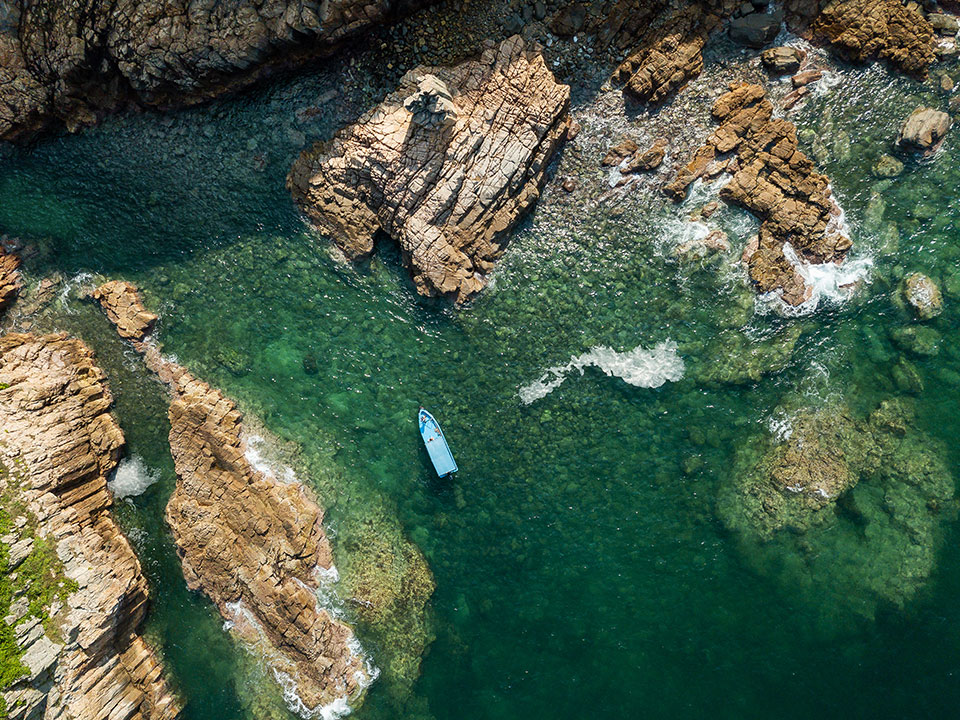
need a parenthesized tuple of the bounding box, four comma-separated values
(419, 408, 458, 477)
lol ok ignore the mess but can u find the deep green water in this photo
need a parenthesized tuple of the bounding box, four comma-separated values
(2, 39, 960, 720)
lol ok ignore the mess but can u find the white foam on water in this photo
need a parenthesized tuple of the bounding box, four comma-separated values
(56, 272, 94, 313)
(519, 341, 685, 404)
(244, 434, 299, 485)
(108, 455, 160, 499)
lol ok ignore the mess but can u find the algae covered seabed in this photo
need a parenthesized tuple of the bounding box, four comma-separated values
(2, 29, 960, 720)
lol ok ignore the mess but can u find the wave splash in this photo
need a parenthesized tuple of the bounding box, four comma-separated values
(519, 341, 685, 404)
(108, 455, 160, 499)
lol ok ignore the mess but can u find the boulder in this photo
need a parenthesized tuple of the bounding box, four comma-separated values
(896, 106, 952, 155)
(601, 138, 640, 166)
(623, 139, 668, 172)
(549, 2, 587, 36)
(287, 37, 570, 304)
(92, 280, 158, 341)
(0, 246, 20, 314)
(761, 46, 805, 73)
(729, 10, 784, 48)
(928, 12, 960, 34)
(791, 68, 823, 86)
(903, 272, 943, 319)
(873, 153, 905, 177)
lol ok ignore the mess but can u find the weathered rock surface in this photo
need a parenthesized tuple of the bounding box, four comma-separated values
(896, 107, 952, 156)
(614, 5, 722, 104)
(0, 0, 429, 141)
(94, 281, 373, 712)
(903, 272, 943, 319)
(92, 280, 158, 341)
(666, 83, 850, 305)
(0, 246, 20, 313)
(288, 36, 570, 303)
(790, 0, 936, 76)
(0, 333, 179, 720)
(761, 45, 805, 73)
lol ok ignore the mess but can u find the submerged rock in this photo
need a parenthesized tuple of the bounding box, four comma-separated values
(0, 246, 20, 314)
(666, 83, 851, 305)
(872, 153, 904, 178)
(729, 9, 784, 48)
(0, 333, 179, 720)
(902, 272, 943, 319)
(896, 107, 952, 156)
(288, 36, 570, 304)
(92, 280, 158, 341)
(0, 0, 430, 141)
(719, 398, 955, 616)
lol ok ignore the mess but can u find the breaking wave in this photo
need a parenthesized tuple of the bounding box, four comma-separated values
(108, 455, 160, 499)
(519, 341, 685, 404)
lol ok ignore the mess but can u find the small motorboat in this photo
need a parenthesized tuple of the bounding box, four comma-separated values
(418, 406, 458, 478)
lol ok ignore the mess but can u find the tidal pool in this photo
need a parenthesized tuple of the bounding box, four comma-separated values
(1, 35, 960, 720)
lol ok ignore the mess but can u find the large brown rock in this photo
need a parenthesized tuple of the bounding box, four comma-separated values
(0, 333, 179, 720)
(0, 246, 20, 313)
(896, 107, 952, 156)
(794, 0, 936, 76)
(288, 36, 570, 303)
(93, 282, 374, 712)
(92, 280, 158, 341)
(0, 0, 430, 141)
(666, 83, 851, 305)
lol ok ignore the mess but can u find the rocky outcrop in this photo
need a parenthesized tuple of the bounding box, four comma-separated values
(0, 333, 178, 720)
(729, 8, 783, 48)
(896, 107, 952, 156)
(761, 46, 805, 73)
(93, 282, 374, 712)
(288, 36, 570, 303)
(786, 0, 936, 76)
(92, 281, 158, 341)
(0, 246, 19, 313)
(0, 0, 429, 141)
(718, 398, 955, 616)
(665, 83, 850, 305)
(614, 5, 722, 104)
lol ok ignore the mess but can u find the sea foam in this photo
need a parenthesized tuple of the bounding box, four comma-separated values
(518, 341, 685, 404)
(108, 455, 159, 499)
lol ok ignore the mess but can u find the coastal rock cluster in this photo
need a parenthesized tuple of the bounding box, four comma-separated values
(93, 282, 374, 712)
(92, 281, 158, 341)
(0, 0, 429, 141)
(719, 399, 956, 615)
(288, 36, 571, 303)
(0, 246, 19, 313)
(0, 333, 178, 720)
(666, 83, 851, 305)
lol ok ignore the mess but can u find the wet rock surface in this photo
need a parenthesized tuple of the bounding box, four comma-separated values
(761, 46, 805, 73)
(666, 83, 851, 305)
(288, 36, 570, 303)
(903, 272, 943, 319)
(0, 0, 430, 141)
(94, 282, 375, 712)
(0, 333, 178, 720)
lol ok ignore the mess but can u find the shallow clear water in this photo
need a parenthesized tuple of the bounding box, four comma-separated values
(2, 37, 960, 720)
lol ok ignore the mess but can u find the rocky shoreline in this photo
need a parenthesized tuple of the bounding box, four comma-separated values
(0, 332, 178, 720)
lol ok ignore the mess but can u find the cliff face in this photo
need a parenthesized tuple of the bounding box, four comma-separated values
(0, 332, 178, 720)
(0, 0, 429, 141)
(93, 284, 376, 714)
(288, 36, 571, 303)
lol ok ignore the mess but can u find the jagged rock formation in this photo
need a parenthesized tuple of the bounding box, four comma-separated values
(613, 5, 723, 104)
(287, 36, 570, 303)
(92, 281, 158, 341)
(0, 333, 178, 720)
(0, 247, 19, 313)
(665, 83, 851, 305)
(0, 0, 428, 141)
(718, 398, 955, 616)
(93, 282, 373, 712)
(785, 0, 935, 75)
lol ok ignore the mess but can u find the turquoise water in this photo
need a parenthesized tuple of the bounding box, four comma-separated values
(2, 37, 960, 720)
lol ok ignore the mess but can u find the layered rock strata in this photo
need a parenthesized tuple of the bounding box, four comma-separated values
(665, 83, 851, 305)
(0, 246, 19, 313)
(0, 333, 178, 720)
(287, 36, 571, 303)
(93, 282, 372, 712)
(0, 0, 429, 141)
